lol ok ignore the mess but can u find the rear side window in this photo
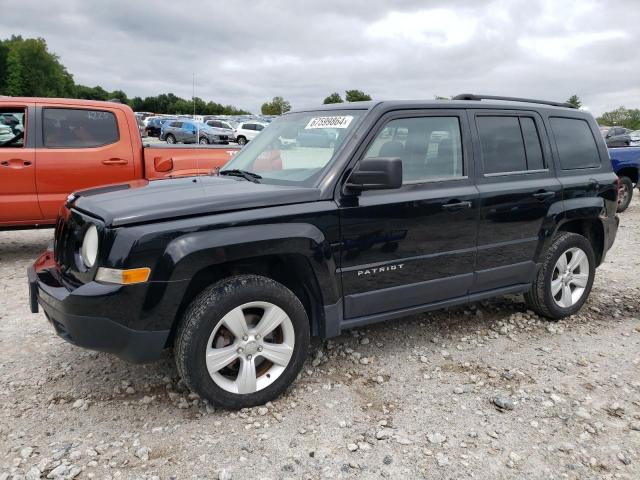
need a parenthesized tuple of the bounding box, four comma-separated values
(550, 117, 600, 170)
(477, 115, 546, 174)
(0, 109, 26, 148)
(477, 116, 526, 173)
(43, 108, 119, 148)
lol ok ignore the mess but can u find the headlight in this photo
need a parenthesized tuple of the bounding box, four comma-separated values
(81, 225, 99, 268)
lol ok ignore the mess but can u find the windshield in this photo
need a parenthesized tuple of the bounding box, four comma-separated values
(221, 110, 365, 186)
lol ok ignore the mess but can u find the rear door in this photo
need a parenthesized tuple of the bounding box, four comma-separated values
(35, 104, 135, 221)
(470, 109, 561, 292)
(0, 102, 41, 225)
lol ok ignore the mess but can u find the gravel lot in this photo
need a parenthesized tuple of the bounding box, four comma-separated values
(1, 198, 639, 480)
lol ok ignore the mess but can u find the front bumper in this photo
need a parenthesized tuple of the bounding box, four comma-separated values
(28, 250, 170, 363)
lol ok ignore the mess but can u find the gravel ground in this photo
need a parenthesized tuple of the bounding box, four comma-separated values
(1, 198, 639, 480)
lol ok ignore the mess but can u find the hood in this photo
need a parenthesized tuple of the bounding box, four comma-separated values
(71, 176, 321, 227)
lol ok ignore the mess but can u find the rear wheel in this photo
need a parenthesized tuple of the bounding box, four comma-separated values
(166, 134, 176, 144)
(175, 275, 310, 409)
(237, 136, 247, 146)
(199, 137, 209, 145)
(525, 232, 595, 320)
(617, 176, 633, 213)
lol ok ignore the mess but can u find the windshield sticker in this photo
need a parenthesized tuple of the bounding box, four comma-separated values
(305, 116, 353, 129)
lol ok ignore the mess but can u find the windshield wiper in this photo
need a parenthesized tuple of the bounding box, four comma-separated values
(219, 169, 262, 183)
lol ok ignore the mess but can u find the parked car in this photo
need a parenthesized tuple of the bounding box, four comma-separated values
(0, 97, 240, 228)
(136, 116, 148, 138)
(29, 95, 620, 408)
(146, 117, 176, 137)
(629, 130, 640, 146)
(205, 119, 237, 142)
(600, 126, 631, 147)
(160, 120, 230, 145)
(609, 146, 640, 212)
(234, 121, 267, 145)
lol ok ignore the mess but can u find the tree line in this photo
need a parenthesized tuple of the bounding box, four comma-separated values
(0, 35, 250, 115)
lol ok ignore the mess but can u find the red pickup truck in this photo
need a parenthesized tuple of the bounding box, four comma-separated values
(0, 97, 240, 228)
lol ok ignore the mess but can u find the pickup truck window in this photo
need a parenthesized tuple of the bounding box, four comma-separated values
(550, 117, 600, 170)
(43, 108, 119, 148)
(222, 110, 364, 186)
(0, 110, 25, 148)
(364, 116, 463, 182)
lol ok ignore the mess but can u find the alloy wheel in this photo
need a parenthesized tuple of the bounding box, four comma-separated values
(205, 301, 295, 394)
(551, 247, 590, 308)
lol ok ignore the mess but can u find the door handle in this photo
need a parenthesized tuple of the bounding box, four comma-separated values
(441, 200, 472, 211)
(102, 158, 128, 165)
(532, 190, 555, 200)
(0, 158, 31, 168)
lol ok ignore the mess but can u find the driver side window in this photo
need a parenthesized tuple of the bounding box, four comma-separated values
(364, 116, 464, 183)
(0, 109, 25, 148)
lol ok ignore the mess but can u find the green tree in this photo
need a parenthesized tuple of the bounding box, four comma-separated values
(323, 92, 343, 104)
(4, 46, 23, 96)
(567, 95, 582, 108)
(597, 107, 640, 130)
(261, 96, 291, 115)
(345, 89, 372, 102)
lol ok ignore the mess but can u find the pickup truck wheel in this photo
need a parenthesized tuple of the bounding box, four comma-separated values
(524, 232, 595, 320)
(237, 136, 247, 146)
(165, 134, 176, 144)
(175, 274, 310, 409)
(617, 176, 633, 213)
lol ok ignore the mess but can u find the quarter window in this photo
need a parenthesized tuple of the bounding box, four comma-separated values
(364, 116, 464, 182)
(550, 117, 600, 170)
(43, 108, 119, 148)
(476, 116, 546, 174)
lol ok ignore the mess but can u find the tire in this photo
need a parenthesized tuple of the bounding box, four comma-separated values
(524, 232, 595, 320)
(617, 176, 633, 213)
(199, 137, 209, 145)
(166, 134, 176, 144)
(237, 136, 247, 146)
(175, 274, 310, 409)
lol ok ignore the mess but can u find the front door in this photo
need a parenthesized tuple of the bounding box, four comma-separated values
(0, 103, 41, 225)
(470, 110, 562, 292)
(35, 104, 135, 221)
(339, 110, 479, 319)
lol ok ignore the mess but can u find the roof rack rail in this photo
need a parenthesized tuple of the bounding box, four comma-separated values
(452, 93, 577, 109)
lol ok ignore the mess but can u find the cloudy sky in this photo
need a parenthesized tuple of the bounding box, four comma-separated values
(3, 0, 639, 115)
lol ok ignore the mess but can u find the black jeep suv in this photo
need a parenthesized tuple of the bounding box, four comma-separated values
(29, 94, 619, 408)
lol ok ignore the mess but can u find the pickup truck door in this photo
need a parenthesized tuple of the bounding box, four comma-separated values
(0, 102, 42, 225)
(338, 110, 479, 319)
(35, 104, 135, 221)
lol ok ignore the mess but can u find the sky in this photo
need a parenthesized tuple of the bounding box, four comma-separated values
(2, 0, 639, 115)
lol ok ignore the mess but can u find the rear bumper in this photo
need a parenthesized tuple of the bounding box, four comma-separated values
(28, 251, 169, 363)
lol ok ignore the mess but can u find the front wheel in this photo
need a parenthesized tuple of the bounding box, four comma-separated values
(165, 134, 176, 144)
(525, 232, 595, 320)
(199, 136, 209, 145)
(617, 176, 633, 213)
(175, 275, 310, 409)
(237, 136, 247, 146)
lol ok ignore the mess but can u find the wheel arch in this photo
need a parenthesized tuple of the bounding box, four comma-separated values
(159, 223, 339, 347)
(553, 217, 605, 266)
(616, 166, 639, 184)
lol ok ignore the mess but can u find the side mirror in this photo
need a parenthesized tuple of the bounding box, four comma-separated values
(345, 157, 403, 193)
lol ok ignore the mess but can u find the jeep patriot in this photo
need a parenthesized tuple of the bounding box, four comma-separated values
(29, 94, 619, 408)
